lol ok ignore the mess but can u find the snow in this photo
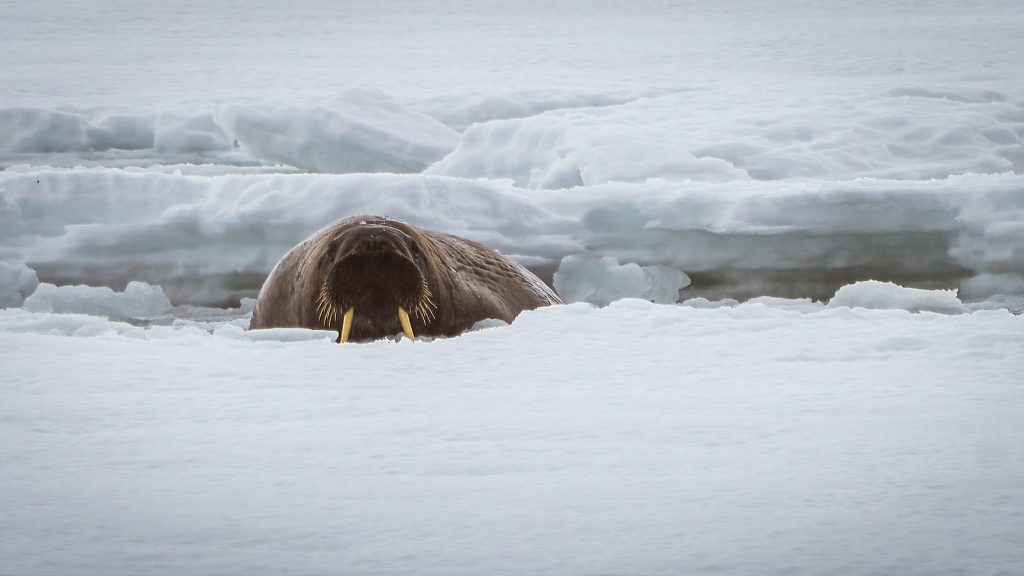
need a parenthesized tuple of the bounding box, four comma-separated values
(22, 281, 173, 321)
(215, 90, 461, 173)
(426, 86, 1024, 186)
(554, 253, 691, 306)
(2, 302, 1023, 576)
(2, 0, 1024, 573)
(3, 170, 1023, 305)
(410, 88, 669, 132)
(0, 261, 38, 308)
(827, 281, 966, 314)
(7, 83, 1021, 182)
(0, 93, 460, 173)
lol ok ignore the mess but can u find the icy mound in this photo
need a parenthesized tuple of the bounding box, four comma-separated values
(428, 87, 1024, 188)
(961, 274, 1024, 299)
(827, 281, 966, 314)
(0, 106, 231, 156)
(152, 111, 232, 154)
(553, 253, 690, 306)
(216, 90, 460, 173)
(0, 262, 39, 308)
(0, 308, 151, 338)
(22, 281, 173, 321)
(0, 108, 92, 153)
(0, 92, 460, 173)
(427, 107, 747, 188)
(408, 88, 667, 131)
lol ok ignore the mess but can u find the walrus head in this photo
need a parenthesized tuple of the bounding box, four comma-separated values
(315, 222, 436, 343)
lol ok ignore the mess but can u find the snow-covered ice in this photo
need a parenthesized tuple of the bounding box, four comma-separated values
(2, 0, 1023, 574)
(216, 90, 461, 174)
(3, 169, 1022, 305)
(1, 302, 1023, 576)
(827, 280, 966, 314)
(554, 253, 691, 306)
(0, 260, 38, 308)
(22, 281, 173, 321)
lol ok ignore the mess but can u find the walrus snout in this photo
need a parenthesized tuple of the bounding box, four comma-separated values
(316, 224, 435, 343)
(352, 232, 396, 255)
(335, 225, 417, 261)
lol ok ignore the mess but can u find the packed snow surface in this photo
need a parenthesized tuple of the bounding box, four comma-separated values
(2, 0, 1024, 574)
(2, 302, 1023, 576)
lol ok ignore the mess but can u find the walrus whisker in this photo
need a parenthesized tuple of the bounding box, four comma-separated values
(316, 279, 339, 328)
(412, 281, 437, 323)
(416, 297, 436, 323)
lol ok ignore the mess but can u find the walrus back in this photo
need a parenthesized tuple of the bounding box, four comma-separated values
(249, 236, 327, 330)
(424, 230, 561, 325)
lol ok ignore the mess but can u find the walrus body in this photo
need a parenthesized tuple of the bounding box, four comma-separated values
(250, 216, 561, 342)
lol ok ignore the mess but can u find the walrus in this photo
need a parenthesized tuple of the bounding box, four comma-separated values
(249, 215, 562, 342)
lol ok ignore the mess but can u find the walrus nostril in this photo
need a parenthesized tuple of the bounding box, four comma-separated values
(356, 235, 384, 253)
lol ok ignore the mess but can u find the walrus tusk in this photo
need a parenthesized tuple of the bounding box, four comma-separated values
(398, 307, 415, 341)
(339, 308, 354, 343)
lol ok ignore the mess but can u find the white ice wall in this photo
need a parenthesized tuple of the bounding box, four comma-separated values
(2, 170, 1022, 305)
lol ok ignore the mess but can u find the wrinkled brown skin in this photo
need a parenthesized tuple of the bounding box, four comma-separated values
(249, 216, 562, 341)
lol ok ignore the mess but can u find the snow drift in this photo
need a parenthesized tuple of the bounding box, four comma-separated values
(826, 281, 966, 314)
(2, 299, 1023, 576)
(427, 87, 1024, 187)
(2, 169, 1022, 306)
